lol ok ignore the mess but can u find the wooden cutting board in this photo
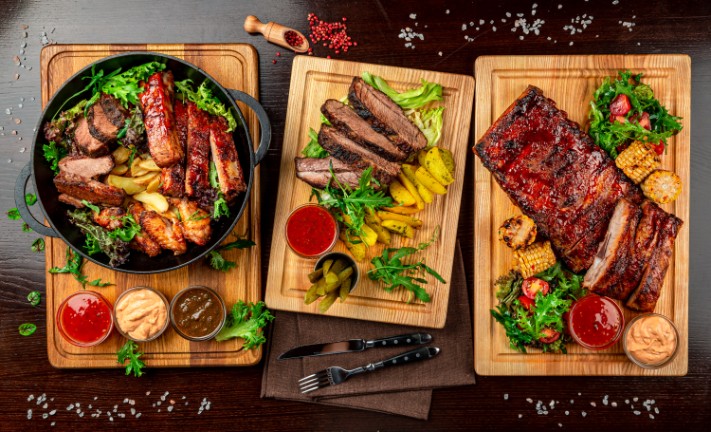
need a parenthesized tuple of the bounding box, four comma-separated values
(41, 43, 262, 368)
(473, 55, 690, 376)
(265, 57, 475, 328)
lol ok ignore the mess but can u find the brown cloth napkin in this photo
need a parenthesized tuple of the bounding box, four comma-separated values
(261, 242, 475, 420)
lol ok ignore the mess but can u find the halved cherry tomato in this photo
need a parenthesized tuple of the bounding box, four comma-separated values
(539, 328, 561, 344)
(651, 141, 665, 155)
(637, 112, 651, 130)
(609, 114, 628, 124)
(518, 295, 535, 311)
(522, 277, 550, 299)
(609, 94, 632, 116)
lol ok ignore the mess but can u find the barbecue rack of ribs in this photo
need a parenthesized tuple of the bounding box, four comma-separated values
(139, 71, 184, 167)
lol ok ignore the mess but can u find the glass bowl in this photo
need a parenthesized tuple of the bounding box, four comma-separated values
(623, 313, 679, 369)
(56, 291, 114, 347)
(169, 286, 226, 341)
(113, 286, 170, 343)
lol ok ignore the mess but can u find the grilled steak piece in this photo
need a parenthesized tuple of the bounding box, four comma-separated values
(74, 117, 109, 157)
(294, 157, 365, 189)
(140, 209, 187, 255)
(318, 125, 400, 185)
(474, 85, 642, 272)
(87, 93, 126, 144)
(92, 207, 126, 231)
(139, 71, 184, 167)
(348, 77, 427, 154)
(159, 100, 188, 198)
(626, 201, 682, 312)
(171, 198, 211, 246)
(58, 155, 114, 179)
(209, 116, 246, 201)
(58, 194, 86, 208)
(128, 202, 161, 257)
(53, 172, 125, 206)
(321, 99, 408, 161)
(185, 102, 212, 199)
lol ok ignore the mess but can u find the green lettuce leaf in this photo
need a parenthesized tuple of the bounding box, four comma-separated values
(361, 72, 442, 110)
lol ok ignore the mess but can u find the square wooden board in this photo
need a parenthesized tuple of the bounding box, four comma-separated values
(473, 55, 690, 375)
(265, 57, 475, 328)
(42, 43, 263, 368)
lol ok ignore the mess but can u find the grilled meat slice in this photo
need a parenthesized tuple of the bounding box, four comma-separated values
(626, 201, 683, 312)
(348, 77, 427, 154)
(318, 125, 400, 185)
(159, 100, 188, 198)
(87, 93, 126, 144)
(474, 85, 642, 272)
(171, 198, 211, 246)
(128, 202, 161, 257)
(139, 71, 184, 167)
(185, 102, 212, 199)
(209, 116, 246, 201)
(584, 199, 641, 296)
(321, 99, 408, 161)
(92, 207, 126, 231)
(294, 157, 365, 189)
(74, 117, 109, 157)
(53, 172, 125, 206)
(58, 193, 86, 208)
(58, 155, 114, 179)
(139, 209, 187, 255)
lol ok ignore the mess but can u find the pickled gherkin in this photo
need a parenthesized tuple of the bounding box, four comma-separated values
(303, 255, 357, 312)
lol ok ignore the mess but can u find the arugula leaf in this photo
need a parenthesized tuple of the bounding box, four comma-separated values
(219, 238, 256, 251)
(117, 340, 145, 377)
(22, 223, 32, 233)
(361, 72, 443, 110)
(68, 209, 130, 267)
(49, 246, 112, 288)
(7, 208, 20, 220)
(25, 193, 37, 206)
(208, 250, 236, 272)
(84, 61, 166, 112)
(214, 301, 275, 348)
(301, 127, 329, 158)
(108, 214, 142, 242)
(84, 233, 102, 256)
(27, 291, 41, 306)
(81, 200, 101, 213)
(126, 145, 139, 167)
(42, 141, 67, 175)
(18, 323, 37, 337)
(175, 79, 238, 132)
(31, 238, 45, 252)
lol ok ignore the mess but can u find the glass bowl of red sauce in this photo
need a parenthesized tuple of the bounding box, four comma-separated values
(56, 291, 114, 347)
(285, 204, 339, 258)
(567, 294, 624, 350)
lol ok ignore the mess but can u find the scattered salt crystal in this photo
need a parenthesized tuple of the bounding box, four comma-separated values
(409, 13, 416, 19)
(131, 408, 136, 415)
(51, 422, 55, 426)
(42, 413, 48, 419)
(558, 423, 562, 428)
(492, 26, 497, 32)
(611, 402, 618, 407)
(650, 414, 655, 419)
(569, 41, 574, 46)
(7, 159, 12, 163)
(479, 19, 485, 25)
(582, 411, 587, 417)
(445, 9, 450, 14)
(66, 404, 74, 411)
(27, 409, 32, 419)
(565, 410, 569, 415)
(461, 24, 467, 31)
(136, 413, 142, 418)
(43, 403, 48, 409)
(655, 407, 659, 414)
(634, 410, 641, 415)
(146, 391, 151, 396)
(438, 51, 442, 56)
(28, 395, 34, 402)
(625, 399, 629, 404)
(526, 398, 533, 403)
(504, 394, 509, 400)
(570, 400, 574, 404)
(558, 4, 563, 8)
(506, 12, 512, 17)
(167, 406, 174, 412)
(633, 397, 638, 402)
(470, 21, 474, 26)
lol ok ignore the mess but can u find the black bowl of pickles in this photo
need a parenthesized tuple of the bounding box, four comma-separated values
(305, 252, 359, 313)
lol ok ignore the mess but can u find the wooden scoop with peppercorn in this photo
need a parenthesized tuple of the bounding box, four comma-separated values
(244, 15, 310, 53)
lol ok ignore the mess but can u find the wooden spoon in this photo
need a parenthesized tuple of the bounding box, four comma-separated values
(243, 15, 310, 53)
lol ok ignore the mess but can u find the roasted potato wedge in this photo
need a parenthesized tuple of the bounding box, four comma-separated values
(402, 164, 434, 203)
(418, 147, 455, 186)
(440, 148, 455, 174)
(377, 210, 423, 228)
(107, 174, 146, 195)
(133, 172, 160, 186)
(110, 164, 129, 176)
(415, 167, 447, 195)
(389, 180, 417, 206)
(382, 219, 415, 238)
(130, 157, 149, 177)
(146, 174, 162, 193)
(112, 146, 131, 165)
(359, 223, 379, 247)
(397, 172, 425, 210)
(134, 191, 169, 213)
(386, 205, 421, 215)
(340, 231, 366, 261)
(138, 158, 161, 172)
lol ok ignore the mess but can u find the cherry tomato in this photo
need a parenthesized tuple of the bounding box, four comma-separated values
(637, 111, 651, 130)
(609, 94, 632, 116)
(609, 114, 627, 124)
(539, 328, 561, 344)
(651, 141, 665, 155)
(518, 295, 535, 311)
(522, 277, 550, 300)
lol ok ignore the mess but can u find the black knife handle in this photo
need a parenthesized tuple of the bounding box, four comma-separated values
(373, 347, 440, 370)
(364, 333, 432, 349)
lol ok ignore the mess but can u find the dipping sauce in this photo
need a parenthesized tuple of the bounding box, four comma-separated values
(114, 287, 169, 342)
(57, 291, 113, 347)
(624, 313, 679, 368)
(568, 294, 624, 350)
(285, 204, 338, 258)
(170, 286, 225, 341)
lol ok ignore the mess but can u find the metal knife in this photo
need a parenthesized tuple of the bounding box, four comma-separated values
(277, 333, 432, 360)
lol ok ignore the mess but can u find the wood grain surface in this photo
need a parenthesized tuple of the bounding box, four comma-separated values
(473, 55, 690, 376)
(265, 57, 474, 328)
(41, 44, 263, 367)
(1, 1, 710, 431)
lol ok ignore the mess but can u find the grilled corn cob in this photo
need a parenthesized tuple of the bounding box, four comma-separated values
(641, 169, 682, 204)
(615, 140, 661, 184)
(514, 241, 556, 278)
(498, 214, 538, 250)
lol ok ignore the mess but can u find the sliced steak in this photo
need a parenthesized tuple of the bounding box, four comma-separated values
(92, 207, 126, 231)
(87, 93, 126, 144)
(321, 99, 408, 161)
(74, 117, 109, 157)
(294, 157, 365, 189)
(53, 172, 125, 206)
(209, 116, 246, 201)
(318, 125, 400, 185)
(58, 155, 114, 179)
(348, 77, 427, 154)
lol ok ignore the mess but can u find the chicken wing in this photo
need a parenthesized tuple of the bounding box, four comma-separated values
(171, 198, 212, 246)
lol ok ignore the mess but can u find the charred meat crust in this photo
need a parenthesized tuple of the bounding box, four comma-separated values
(139, 71, 184, 167)
(74, 117, 109, 157)
(58, 155, 114, 179)
(294, 157, 365, 189)
(209, 116, 247, 201)
(53, 171, 125, 207)
(159, 100, 188, 198)
(128, 203, 162, 257)
(87, 94, 126, 144)
(184, 102, 212, 199)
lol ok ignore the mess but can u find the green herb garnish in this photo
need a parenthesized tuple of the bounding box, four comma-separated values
(25, 193, 37, 206)
(18, 323, 37, 337)
(31, 238, 45, 252)
(301, 127, 329, 158)
(22, 223, 32, 233)
(117, 340, 145, 377)
(67, 209, 130, 267)
(27, 291, 41, 306)
(208, 161, 231, 220)
(83, 61, 167, 114)
(7, 208, 21, 220)
(214, 301, 274, 348)
(42, 141, 68, 175)
(362, 72, 443, 110)
(175, 79, 238, 132)
(49, 246, 112, 288)
(207, 250, 237, 272)
(81, 200, 101, 213)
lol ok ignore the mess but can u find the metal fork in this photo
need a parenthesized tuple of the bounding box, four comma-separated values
(298, 346, 440, 394)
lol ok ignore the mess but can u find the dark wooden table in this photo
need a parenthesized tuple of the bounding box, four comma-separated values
(1, 1, 710, 430)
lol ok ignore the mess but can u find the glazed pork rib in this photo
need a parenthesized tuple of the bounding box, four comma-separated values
(140, 71, 184, 167)
(474, 85, 642, 272)
(184, 101, 212, 199)
(159, 100, 187, 198)
(209, 116, 247, 201)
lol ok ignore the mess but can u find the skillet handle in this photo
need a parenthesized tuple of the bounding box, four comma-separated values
(14, 163, 58, 237)
(227, 89, 272, 166)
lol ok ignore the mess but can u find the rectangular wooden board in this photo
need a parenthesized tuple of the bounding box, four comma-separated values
(473, 55, 690, 375)
(265, 57, 475, 328)
(42, 43, 263, 368)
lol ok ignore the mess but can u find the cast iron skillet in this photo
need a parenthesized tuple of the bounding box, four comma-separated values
(14, 52, 271, 274)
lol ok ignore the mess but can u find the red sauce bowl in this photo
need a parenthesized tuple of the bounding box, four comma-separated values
(57, 291, 114, 347)
(285, 204, 339, 258)
(567, 294, 624, 350)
